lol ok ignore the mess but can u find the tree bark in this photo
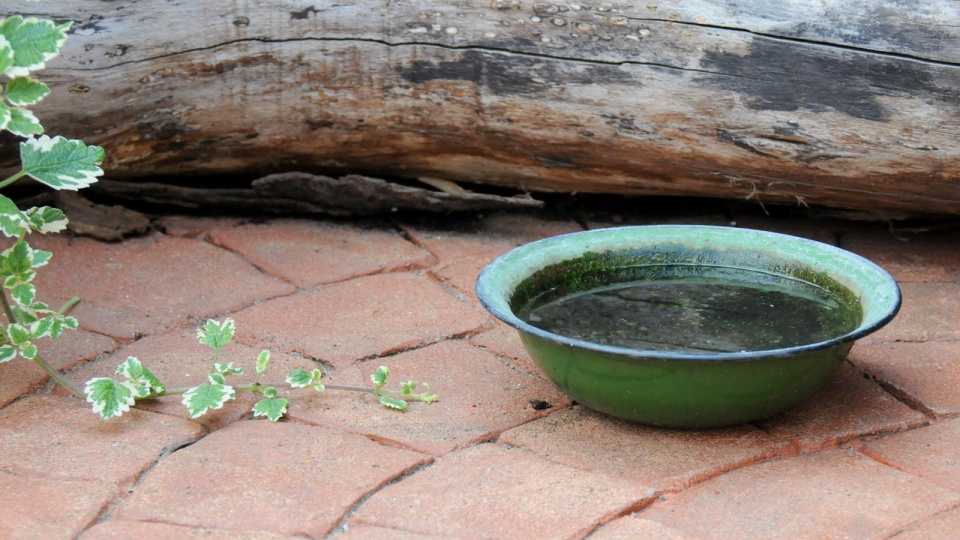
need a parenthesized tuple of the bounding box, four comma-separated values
(4, 1, 960, 217)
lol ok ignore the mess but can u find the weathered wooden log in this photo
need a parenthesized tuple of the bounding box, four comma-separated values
(4, 1, 960, 217)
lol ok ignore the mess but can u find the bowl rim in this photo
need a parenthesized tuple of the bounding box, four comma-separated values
(475, 225, 902, 362)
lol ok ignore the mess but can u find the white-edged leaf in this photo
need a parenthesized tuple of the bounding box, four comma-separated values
(6, 107, 42, 137)
(19, 343, 37, 359)
(25, 206, 68, 234)
(7, 323, 30, 345)
(0, 344, 16, 363)
(11, 283, 35, 306)
(371, 365, 389, 387)
(20, 135, 104, 190)
(255, 350, 270, 374)
(0, 16, 70, 76)
(0, 195, 30, 237)
(2, 240, 33, 276)
(0, 101, 11, 132)
(197, 318, 234, 351)
(252, 395, 288, 422)
(286, 367, 323, 391)
(30, 316, 54, 339)
(286, 368, 312, 388)
(379, 396, 408, 411)
(182, 383, 235, 418)
(85, 377, 136, 419)
(0, 34, 14, 74)
(6, 76, 50, 106)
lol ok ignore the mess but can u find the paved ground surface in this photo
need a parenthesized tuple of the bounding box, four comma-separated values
(1, 197, 959, 539)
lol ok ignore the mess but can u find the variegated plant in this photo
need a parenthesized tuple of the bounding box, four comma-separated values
(1, 14, 437, 421)
(0, 16, 103, 395)
(85, 319, 438, 421)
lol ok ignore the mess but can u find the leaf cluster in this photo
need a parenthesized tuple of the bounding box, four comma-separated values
(84, 318, 438, 422)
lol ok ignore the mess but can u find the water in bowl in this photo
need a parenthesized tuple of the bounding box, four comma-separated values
(518, 271, 861, 354)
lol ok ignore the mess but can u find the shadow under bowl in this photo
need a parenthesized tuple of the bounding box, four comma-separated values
(475, 225, 901, 429)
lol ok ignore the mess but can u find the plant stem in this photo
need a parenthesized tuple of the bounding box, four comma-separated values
(0, 288, 84, 398)
(143, 381, 375, 399)
(0, 170, 27, 191)
(33, 352, 84, 399)
(58, 296, 81, 316)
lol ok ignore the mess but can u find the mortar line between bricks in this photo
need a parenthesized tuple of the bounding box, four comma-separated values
(878, 501, 960, 539)
(198, 231, 302, 289)
(77, 430, 209, 538)
(323, 459, 439, 539)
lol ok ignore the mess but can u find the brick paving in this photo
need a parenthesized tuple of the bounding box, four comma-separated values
(1, 202, 959, 538)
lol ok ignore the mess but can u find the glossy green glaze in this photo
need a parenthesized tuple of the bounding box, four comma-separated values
(476, 226, 901, 429)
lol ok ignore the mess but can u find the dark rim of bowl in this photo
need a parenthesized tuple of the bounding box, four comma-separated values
(475, 225, 902, 362)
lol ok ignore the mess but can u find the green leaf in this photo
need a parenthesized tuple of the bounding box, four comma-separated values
(286, 367, 324, 391)
(85, 378, 136, 419)
(11, 283, 35, 306)
(197, 318, 235, 351)
(29, 315, 53, 339)
(208, 372, 226, 385)
(372, 366, 389, 387)
(255, 350, 270, 374)
(0, 345, 16, 363)
(7, 323, 30, 345)
(115, 357, 165, 397)
(0, 101, 10, 133)
(45, 315, 77, 340)
(0, 16, 70, 76)
(182, 383, 235, 419)
(20, 136, 105, 190)
(6, 76, 50, 106)
(252, 395, 288, 422)
(379, 396, 408, 411)
(19, 343, 37, 359)
(213, 361, 243, 376)
(0, 197, 30, 237)
(0, 34, 14, 75)
(116, 356, 145, 379)
(6, 107, 42, 137)
(25, 207, 68, 234)
(2, 240, 33, 276)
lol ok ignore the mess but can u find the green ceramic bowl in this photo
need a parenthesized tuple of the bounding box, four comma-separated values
(475, 225, 900, 429)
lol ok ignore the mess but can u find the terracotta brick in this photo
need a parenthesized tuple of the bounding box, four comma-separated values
(861, 418, 960, 493)
(500, 405, 793, 492)
(863, 282, 960, 344)
(59, 328, 322, 430)
(288, 340, 572, 455)
(888, 508, 960, 539)
(337, 524, 440, 540)
(350, 443, 653, 539)
(30, 234, 296, 340)
(850, 340, 960, 417)
(231, 273, 489, 367)
(430, 252, 492, 305)
(0, 471, 116, 539)
(639, 449, 960, 538)
(0, 395, 204, 486)
(469, 324, 544, 377)
(402, 213, 580, 263)
(0, 330, 117, 407)
(208, 219, 434, 288)
(117, 421, 431, 538)
(81, 520, 303, 539)
(590, 515, 691, 540)
(841, 227, 960, 283)
(756, 363, 926, 452)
